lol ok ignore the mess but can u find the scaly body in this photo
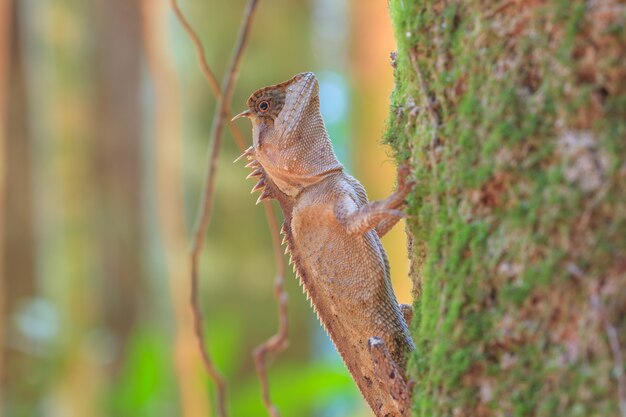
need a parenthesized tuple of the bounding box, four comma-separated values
(235, 72, 415, 416)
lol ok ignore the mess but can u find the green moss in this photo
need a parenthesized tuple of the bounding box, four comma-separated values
(388, 0, 626, 416)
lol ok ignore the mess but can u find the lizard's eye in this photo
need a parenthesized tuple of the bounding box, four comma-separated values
(257, 100, 270, 113)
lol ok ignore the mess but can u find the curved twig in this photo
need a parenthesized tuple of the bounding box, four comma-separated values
(253, 203, 289, 417)
(169, 0, 220, 96)
(171, 1, 290, 415)
(140, 0, 212, 414)
(169, 0, 247, 150)
(185, 1, 261, 416)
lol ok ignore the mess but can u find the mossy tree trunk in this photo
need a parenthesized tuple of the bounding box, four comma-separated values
(386, 1, 626, 416)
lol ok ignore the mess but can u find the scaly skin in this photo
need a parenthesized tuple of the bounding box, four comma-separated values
(234, 72, 415, 416)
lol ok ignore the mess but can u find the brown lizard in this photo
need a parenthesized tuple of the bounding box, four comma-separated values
(233, 72, 415, 417)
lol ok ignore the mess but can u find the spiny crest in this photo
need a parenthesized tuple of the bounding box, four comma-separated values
(233, 146, 254, 163)
(274, 223, 326, 335)
(244, 160, 260, 169)
(235, 146, 273, 204)
(256, 188, 271, 205)
(281, 230, 330, 337)
(307, 291, 328, 335)
(246, 167, 263, 179)
(250, 178, 266, 193)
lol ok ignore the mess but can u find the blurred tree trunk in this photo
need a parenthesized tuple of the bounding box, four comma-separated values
(140, 1, 212, 416)
(20, 0, 103, 414)
(93, 0, 143, 374)
(4, 0, 36, 343)
(387, 1, 626, 416)
(1, 2, 38, 414)
(0, 0, 13, 415)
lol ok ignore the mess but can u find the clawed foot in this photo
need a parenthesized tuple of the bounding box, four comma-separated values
(397, 162, 416, 192)
(390, 162, 416, 209)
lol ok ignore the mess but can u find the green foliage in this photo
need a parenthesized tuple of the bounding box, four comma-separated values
(232, 362, 357, 416)
(107, 330, 178, 416)
(387, 0, 626, 416)
(104, 323, 358, 417)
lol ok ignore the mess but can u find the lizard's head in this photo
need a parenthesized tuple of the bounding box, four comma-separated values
(233, 72, 317, 147)
(234, 72, 342, 196)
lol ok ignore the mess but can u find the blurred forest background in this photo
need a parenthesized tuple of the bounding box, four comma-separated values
(0, 0, 413, 416)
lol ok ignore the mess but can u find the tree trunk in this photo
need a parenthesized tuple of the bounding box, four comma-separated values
(93, 0, 143, 374)
(21, 0, 103, 414)
(2, 3, 38, 413)
(386, 1, 626, 416)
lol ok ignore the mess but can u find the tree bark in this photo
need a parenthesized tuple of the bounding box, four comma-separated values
(386, 1, 626, 416)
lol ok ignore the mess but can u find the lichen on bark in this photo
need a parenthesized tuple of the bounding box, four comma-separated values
(386, 1, 626, 416)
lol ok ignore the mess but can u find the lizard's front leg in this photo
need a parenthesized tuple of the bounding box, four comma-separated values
(336, 164, 415, 236)
(375, 164, 416, 237)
